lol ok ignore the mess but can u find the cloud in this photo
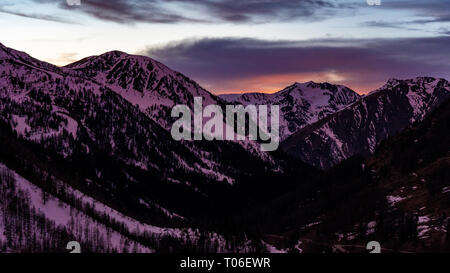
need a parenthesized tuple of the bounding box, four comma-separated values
(363, 16, 450, 32)
(0, 7, 75, 24)
(362, 20, 422, 32)
(57, 0, 202, 24)
(142, 36, 450, 93)
(386, 0, 450, 18)
(360, 1, 450, 35)
(29, 0, 344, 24)
(172, 0, 339, 23)
(369, 0, 450, 26)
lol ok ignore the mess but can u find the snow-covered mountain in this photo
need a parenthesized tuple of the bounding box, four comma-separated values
(66, 50, 221, 130)
(64, 48, 278, 163)
(0, 42, 281, 182)
(281, 77, 450, 169)
(0, 42, 311, 252)
(1, 41, 449, 253)
(220, 82, 361, 140)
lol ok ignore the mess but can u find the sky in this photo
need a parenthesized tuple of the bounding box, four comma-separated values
(0, 0, 449, 94)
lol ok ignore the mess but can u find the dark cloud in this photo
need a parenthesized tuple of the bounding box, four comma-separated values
(61, 0, 203, 24)
(172, 0, 339, 23)
(28, 0, 200, 24)
(142, 36, 450, 93)
(30, 0, 343, 24)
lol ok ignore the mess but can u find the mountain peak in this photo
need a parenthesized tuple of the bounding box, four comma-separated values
(0, 42, 10, 58)
(293, 81, 315, 86)
(373, 76, 445, 95)
(385, 76, 440, 86)
(0, 42, 57, 72)
(102, 49, 128, 56)
(283, 81, 355, 97)
(107, 49, 168, 62)
(66, 49, 157, 70)
(0, 42, 29, 58)
(60, 47, 220, 131)
(223, 81, 360, 140)
(98, 50, 156, 63)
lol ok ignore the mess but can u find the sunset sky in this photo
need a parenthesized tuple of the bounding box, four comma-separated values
(0, 0, 449, 94)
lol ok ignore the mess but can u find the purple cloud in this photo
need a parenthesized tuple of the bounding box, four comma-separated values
(142, 37, 450, 93)
(29, 0, 345, 24)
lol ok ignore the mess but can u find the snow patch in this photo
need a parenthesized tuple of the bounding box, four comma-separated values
(386, 195, 407, 207)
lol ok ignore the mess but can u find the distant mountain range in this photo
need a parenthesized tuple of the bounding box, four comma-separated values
(220, 82, 361, 141)
(220, 77, 450, 169)
(0, 41, 449, 253)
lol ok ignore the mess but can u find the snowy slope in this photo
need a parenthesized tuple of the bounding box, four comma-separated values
(0, 162, 256, 253)
(0, 163, 152, 252)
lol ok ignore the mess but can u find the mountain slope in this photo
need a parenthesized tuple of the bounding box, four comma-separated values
(0, 42, 320, 252)
(230, 98, 450, 253)
(281, 77, 450, 169)
(306, 97, 450, 252)
(221, 82, 361, 140)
